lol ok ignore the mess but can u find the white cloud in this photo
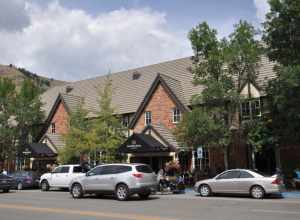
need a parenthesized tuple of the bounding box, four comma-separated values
(0, 1, 191, 81)
(254, 0, 270, 22)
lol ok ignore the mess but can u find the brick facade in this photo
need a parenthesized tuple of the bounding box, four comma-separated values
(47, 101, 69, 134)
(133, 84, 178, 133)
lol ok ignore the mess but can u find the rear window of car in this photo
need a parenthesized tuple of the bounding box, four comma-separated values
(115, 165, 132, 174)
(73, 166, 83, 173)
(135, 165, 153, 173)
(239, 171, 254, 178)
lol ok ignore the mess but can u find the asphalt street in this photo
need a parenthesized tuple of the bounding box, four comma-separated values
(0, 189, 300, 220)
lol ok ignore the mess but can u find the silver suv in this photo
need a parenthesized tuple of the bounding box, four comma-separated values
(69, 163, 158, 201)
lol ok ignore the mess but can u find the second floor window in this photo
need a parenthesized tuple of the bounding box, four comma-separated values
(241, 98, 262, 120)
(122, 115, 130, 127)
(51, 123, 56, 134)
(172, 108, 181, 123)
(145, 111, 152, 125)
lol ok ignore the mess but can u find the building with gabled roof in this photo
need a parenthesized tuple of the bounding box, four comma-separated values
(39, 56, 280, 174)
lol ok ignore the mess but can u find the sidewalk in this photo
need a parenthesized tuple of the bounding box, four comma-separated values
(282, 191, 300, 199)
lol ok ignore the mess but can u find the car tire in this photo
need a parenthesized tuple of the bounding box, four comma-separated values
(17, 182, 23, 190)
(41, 180, 50, 191)
(115, 184, 129, 201)
(71, 183, 83, 199)
(138, 192, 151, 200)
(250, 185, 265, 199)
(3, 189, 9, 193)
(198, 184, 211, 197)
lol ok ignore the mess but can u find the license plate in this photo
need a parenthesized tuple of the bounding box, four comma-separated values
(1, 180, 7, 183)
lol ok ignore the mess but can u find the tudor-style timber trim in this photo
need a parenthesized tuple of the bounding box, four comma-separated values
(129, 73, 188, 129)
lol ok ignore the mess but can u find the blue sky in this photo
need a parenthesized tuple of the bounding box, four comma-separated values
(0, 0, 269, 81)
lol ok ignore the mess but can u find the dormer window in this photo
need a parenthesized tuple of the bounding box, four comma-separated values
(145, 111, 152, 125)
(172, 108, 181, 123)
(241, 98, 262, 120)
(51, 123, 56, 134)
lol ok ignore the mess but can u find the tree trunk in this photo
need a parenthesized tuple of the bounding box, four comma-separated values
(251, 146, 256, 169)
(223, 146, 229, 170)
(275, 146, 282, 170)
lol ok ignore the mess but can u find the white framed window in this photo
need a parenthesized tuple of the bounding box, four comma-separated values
(241, 98, 262, 120)
(122, 115, 130, 127)
(145, 111, 152, 125)
(172, 108, 181, 123)
(51, 123, 56, 134)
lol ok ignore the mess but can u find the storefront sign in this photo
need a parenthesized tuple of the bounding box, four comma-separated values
(127, 140, 141, 149)
(127, 144, 142, 149)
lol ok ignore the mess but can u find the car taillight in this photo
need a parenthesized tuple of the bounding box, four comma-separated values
(272, 178, 282, 185)
(132, 173, 143, 178)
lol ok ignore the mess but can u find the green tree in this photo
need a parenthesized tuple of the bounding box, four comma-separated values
(175, 108, 231, 169)
(226, 20, 264, 168)
(0, 78, 17, 171)
(14, 79, 44, 169)
(90, 76, 126, 163)
(60, 103, 92, 164)
(227, 20, 263, 93)
(177, 21, 263, 170)
(266, 66, 300, 145)
(185, 22, 237, 170)
(263, 0, 300, 170)
(263, 0, 300, 66)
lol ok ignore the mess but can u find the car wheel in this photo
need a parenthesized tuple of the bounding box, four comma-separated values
(41, 180, 49, 191)
(138, 192, 151, 200)
(71, 183, 83, 199)
(199, 184, 211, 197)
(3, 189, 9, 193)
(115, 184, 129, 201)
(17, 182, 23, 190)
(251, 185, 265, 199)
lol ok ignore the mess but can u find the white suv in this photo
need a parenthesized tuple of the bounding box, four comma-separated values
(69, 163, 158, 201)
(40, 165, 86, 191)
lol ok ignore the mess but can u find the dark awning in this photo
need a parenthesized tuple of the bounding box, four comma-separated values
(27, 143, 57, 158)
(119, 133, 170, 153)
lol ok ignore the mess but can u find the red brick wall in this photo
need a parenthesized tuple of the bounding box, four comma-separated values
(133, 84, 178, 132)
(47, 101, 69, 134)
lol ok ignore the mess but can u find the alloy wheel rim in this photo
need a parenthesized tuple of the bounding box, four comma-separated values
(252, 187, 263, 198)
(117, 186, 127, 199)
(42, 182, 47, 190)
(200, 186, 209, 196)
(72, 185, 81, 197)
